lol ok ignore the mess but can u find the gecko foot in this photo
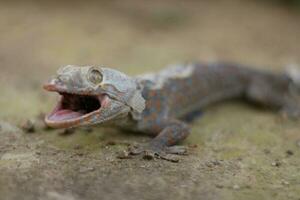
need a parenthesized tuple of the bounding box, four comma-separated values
(127, 143, 188, 162)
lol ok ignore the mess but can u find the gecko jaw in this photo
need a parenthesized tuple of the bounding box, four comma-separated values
(45, 92, 109, 128)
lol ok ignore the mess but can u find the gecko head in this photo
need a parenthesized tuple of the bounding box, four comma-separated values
(43, 65, 145, 128)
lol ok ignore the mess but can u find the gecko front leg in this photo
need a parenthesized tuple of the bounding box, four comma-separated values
(128, 119, 190, 162)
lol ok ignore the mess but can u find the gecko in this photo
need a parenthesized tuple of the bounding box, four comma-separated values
(44, 63, 300, 161)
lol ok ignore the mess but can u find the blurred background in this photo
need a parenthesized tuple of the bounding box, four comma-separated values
(1, 0, 300, 120)
(1, 1, 300, 200)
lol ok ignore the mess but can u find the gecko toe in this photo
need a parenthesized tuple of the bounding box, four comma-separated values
(128, 144, 144, 155)
(143, 150, 179, 162)
(165, 145, 188, 155)
(124, 143, 185, 162)
(143, 150, 156, 160)
(157, 154, 180, 162)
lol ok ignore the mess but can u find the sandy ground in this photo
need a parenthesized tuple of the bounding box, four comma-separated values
(0, 0, 300, 199)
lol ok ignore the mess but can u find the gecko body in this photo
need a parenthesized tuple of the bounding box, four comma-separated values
(44, 63, 300, 161)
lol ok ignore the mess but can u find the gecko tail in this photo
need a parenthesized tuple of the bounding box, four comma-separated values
(286, 64, 300, 87)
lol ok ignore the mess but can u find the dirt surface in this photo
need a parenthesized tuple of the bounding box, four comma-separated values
(1, 1, 300, 199)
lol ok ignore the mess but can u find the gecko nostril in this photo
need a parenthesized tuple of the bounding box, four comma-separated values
(57, 75, 69, 83)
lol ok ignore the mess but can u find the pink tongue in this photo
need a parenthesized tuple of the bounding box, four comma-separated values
(48, 109, 84, 121)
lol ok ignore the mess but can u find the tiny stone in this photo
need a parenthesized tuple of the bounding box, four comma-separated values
(233, 184, 240, 190)
(206, 160, 221, 167)
(282, 180, 289, 185)
(271, 160, 281, 167)
(21, 119, 35, 133)
(117, 150, 131, 159)
(205, 162, 213, 168)
(286, 150, 294, 156)
(212, 160, 221, 166)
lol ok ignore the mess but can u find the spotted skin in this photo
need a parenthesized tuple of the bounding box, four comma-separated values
(128, 63, 300, 160)
(44, 63, 300, 161)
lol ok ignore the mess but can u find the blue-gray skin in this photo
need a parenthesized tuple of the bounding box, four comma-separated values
(44, 63, 300, 162)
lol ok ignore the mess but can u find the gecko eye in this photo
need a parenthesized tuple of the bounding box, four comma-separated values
(88, 69, 103, 85)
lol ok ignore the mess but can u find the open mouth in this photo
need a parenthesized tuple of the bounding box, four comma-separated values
(46, 92, 107, 126)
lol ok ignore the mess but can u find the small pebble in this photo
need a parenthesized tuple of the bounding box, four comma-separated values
(205, 162, 213, 168)
(281, 180, 289, 185)
(233, 184, 240, 190)
(21, 119, 35, 133)
(117, 150, 131, 159)
(286, 150, 294, 156)
(212, 160, 222, 166)
(271, 160, 281, 167)
(206, 160, 222, 167)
